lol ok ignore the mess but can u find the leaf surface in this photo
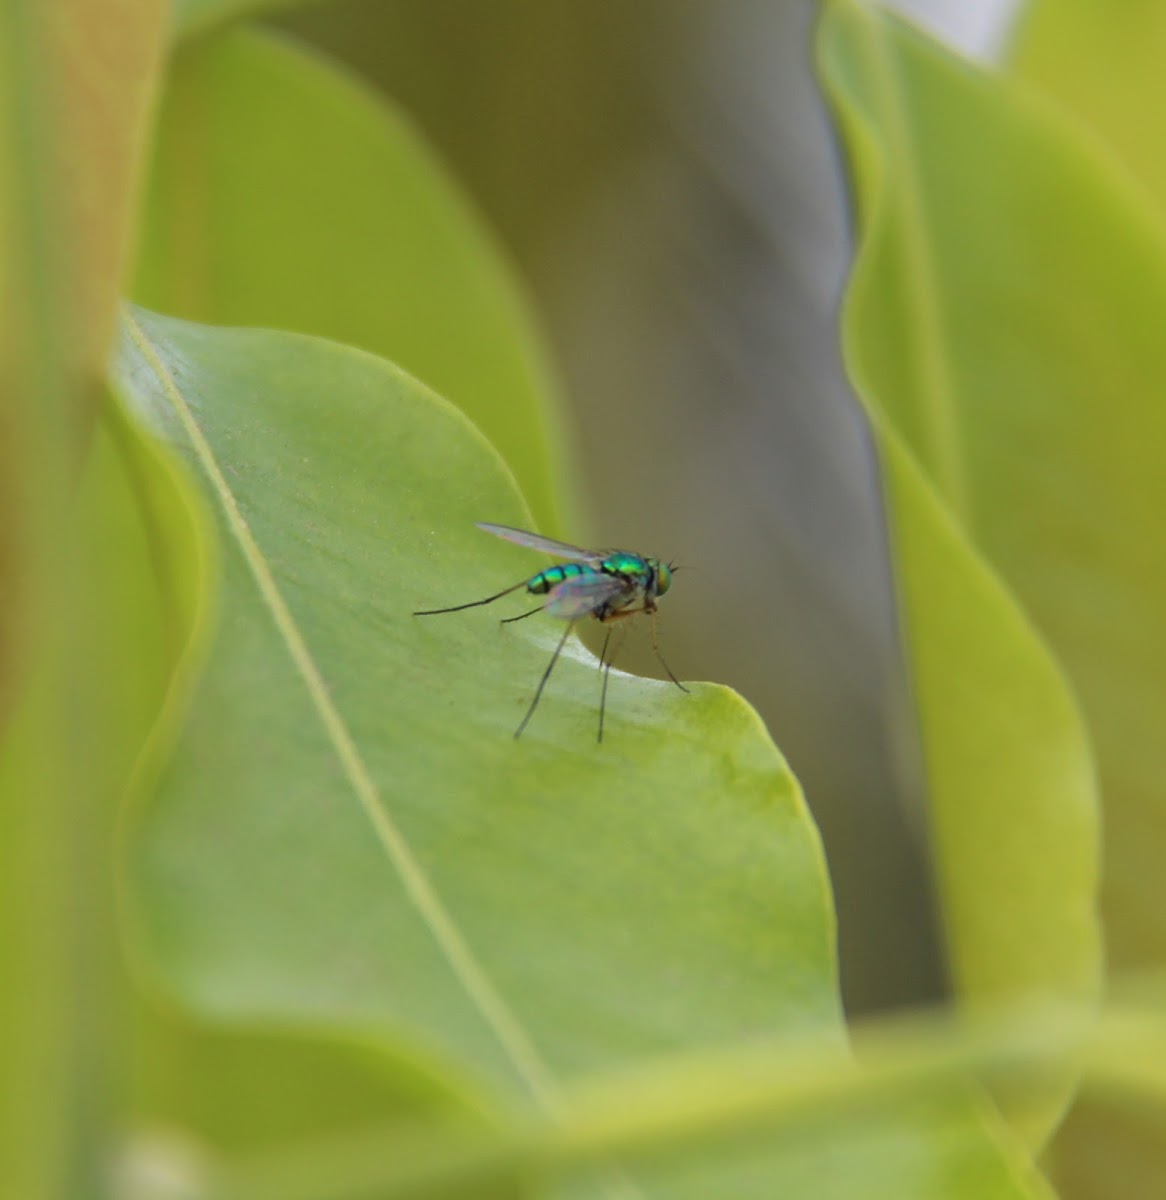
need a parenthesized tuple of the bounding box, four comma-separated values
(114, 306, 838, 1097)
(115, 306, 1053, 1198)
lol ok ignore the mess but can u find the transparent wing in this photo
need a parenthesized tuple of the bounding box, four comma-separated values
(476, 521, 604, 563)
(545, 572, 628, 619)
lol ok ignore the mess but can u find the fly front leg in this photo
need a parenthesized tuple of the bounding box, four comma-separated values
(597, 605, 688, 693)
(650, 609, 688, 693)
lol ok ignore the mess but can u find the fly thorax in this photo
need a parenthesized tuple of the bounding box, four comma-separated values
(599, 552, 650, 605)
(601, 552, 648, 578)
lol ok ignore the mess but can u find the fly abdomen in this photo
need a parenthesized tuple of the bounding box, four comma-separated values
(528, 562, 592, 595)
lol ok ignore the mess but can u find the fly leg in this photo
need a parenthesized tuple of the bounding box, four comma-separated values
(414, 578, 528, 616)
(597, 626, 613, 744)
(599, 605, 688, 693)
(501, 604, 546, 624)
(596, 624, 630, 744)
(515, 620, 574, 739)
(650, 609, 688, 693)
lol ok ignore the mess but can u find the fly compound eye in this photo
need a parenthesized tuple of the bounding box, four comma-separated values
(655, 562, 673, 595)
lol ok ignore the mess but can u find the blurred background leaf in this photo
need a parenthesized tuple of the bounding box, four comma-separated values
(170, 0, 306, 38)
(818, 0, 1103, 1147)
(0, 402, 211, 1199)
(135, 25, 572, 536)
(0, 2, 183, 1196)
(0, 0, 168, 729)
(122, 1009, 527, 1200)
(1010, 0, 1166, 218)
(1006, 4, 1166, 1196)
(1005, 0, 1166, 976)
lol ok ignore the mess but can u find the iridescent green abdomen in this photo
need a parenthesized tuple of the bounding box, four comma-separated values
(527, 562, 596, 595)
(525, 549, 662, 600)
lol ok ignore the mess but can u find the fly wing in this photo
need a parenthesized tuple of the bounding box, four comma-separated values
(476, 522, 604, 563)
(544, 572, 628, 619)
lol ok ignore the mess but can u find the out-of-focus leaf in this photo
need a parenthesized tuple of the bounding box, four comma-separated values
(1010, 1, 1166, 220)
(0, 1, 172, 1194)
(1002, 0, 1166, 971)
(0, 0, 165, 379)
(125, 1007, 527, 1200)
(113, 307, 1055, 1198)
(0, 0, 167, 719)
(0, 399, 211, 1198)
(1010, 7, 1166, 1196)
(135, 26, 570, 535)
(133, 1016, 476, 1154)
(170, 0, 306, 40)
(818, 0, 1103, 1148)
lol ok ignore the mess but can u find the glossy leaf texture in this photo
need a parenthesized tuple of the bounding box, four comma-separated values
(135, 26, 570, 535)
(818, 0, 1103, 1148)
(113, 307, 1053, 1199)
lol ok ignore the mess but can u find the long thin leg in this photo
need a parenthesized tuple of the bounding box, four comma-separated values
(596, 627, 613, 675)
(414, 578, 527, 616)
(597, 627, 613, 744)
(651, 610, 689, 693)
(515, 620, 574, 740)
(501, 604, 545, 625)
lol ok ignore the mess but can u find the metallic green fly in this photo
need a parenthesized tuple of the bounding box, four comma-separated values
(414, 522, 688, 742)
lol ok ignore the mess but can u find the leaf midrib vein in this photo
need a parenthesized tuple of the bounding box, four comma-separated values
(123, 311, 563, 1113)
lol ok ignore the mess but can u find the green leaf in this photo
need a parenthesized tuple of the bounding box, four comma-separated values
(1004, 0, 1166, 971)
(113, 307, 1054, 1198)
(113, 303, 838, 1095)
(136, 26, 570, 535)
(1007, 7, 1166, 1195)
(170, 0, 306, 39)
(1010, 0, 1166, 219)
(133, 1018, 475, 1153)
(0, 0, 166, 380)
(817, 0, 1103, 1147)
(126, 1006, 524, 1200)
(0, 2, 176, 1193)
(0, 400, 211, 1198)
